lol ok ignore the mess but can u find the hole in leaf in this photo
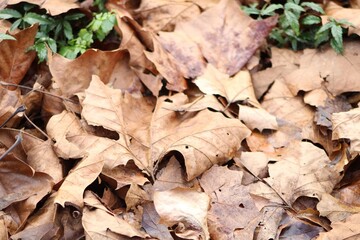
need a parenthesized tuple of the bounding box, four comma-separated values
(164, 98, 173, 103)
(185, 146, 189, 149)
(239, 203, 244, 208)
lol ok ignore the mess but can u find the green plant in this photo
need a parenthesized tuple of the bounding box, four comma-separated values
(0, 2, 116, 61)
(315, 17, 354, 54)
(0, 33, 15, 40)
(59, 11, 116, 59)
(242, 0, 352, 54)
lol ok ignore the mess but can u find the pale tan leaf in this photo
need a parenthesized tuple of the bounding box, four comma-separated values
(46, 110, 86, 159)
(238, 105, 278, 131)
(7, 0, 79, 15)
(55, 154, 104, 208)
(194, 64, 260, 106)
(199, 165, 260, 239)
(151, 93, 251, 180)
(332, 107, 360, 156)
(256, 142, 340, 205)
(83, 191, 148, 239)
(284, 42, 360, 96)
(136, 0, 201, 32)
(317, 213, 360, 240)
(142, 202, 173, 240)
(153, 188, 210, 240)
(317, 193, 360, 223)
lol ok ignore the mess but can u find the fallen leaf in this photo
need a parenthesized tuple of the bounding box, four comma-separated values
(142, 202, 173, 240)
(153, 187, 210, 240)
(178, 0, 277, 75)
(284, 42, 360, 96)
(317, 193, 360, 223)
(0, 86, 22, 128)
(332, 107, 360, 155)
(325, 2, 360, 36)
(199, 165, 260, 239)
(136, 0, 201, 32)
(238, 105, 278, 131)
(83, 191, 148, 239)
(317, 213, 360, 240)
(48, 49, 128, 98)
(6, 0, 79, 15)
(0, 25, 37, 89)
(194, 64, 259, 106)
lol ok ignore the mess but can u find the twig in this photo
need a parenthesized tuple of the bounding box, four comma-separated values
(0, 132, 23, 161)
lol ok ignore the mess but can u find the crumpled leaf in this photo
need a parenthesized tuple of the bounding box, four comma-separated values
(83, 191, 148, 239)
(199, 165, 260, 239)
(317, 213, 360, 240)
(0, 25, 37, 88)
(332, 107, 360, 156)
(251, 142, 341, 205)
(194, 64, 259, 105)
(178, 0, 277, 75)
(284, 42, 360, 96)
(136, 0, 201, 32)
(48, 49, 128, 98)
(6, 0, 79, 15)
(0, 156, 53, 210)
(151, 93, 251, 180)
(153, 188, 210, 240)
(142, 202, 173, 240)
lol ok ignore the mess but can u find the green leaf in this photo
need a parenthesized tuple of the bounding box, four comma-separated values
(316, 22, 333, 36)
(330, 24, 343, 47)
(302, 15, 321, 25)
(333, 18, 355, 27)
(63, 21, 73, 40)
(285, 10, 300, 35)
(0, 9, 22, 19)
(285, 2, 305, 13)
(330, 37, 343, 54)
(0, 33, 16, 40)
(241, 4, 261, 15)
(10, 19, 22, 31)
(23, 12, 53, 25)
(314, 30, 330, 47)
(261, 4, 283, 16)
(300, 2, 325, 14)
(46, 38, 57, 52)
(64, 13, 85, 21)
(32, 42, 47, 62)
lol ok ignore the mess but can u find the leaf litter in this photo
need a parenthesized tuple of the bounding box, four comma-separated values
(1, 0, 360, 239)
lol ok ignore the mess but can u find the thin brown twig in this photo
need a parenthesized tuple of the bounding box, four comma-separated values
(0, 81, 78, 104)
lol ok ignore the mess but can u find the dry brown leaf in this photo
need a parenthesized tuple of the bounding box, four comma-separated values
(125, 183, 149, 211)
(200, 165, 260, 239)
(48, 49, 128, 98)
(237, 152, 269, 178)
(239, 105, 278, 131)
(251, 142, 340, 205)
(317, 193, 360, 223)
(0, 25, 37, 88)
(0, 156, 53, 211)
(55, 152, 105, 208)
(0, 86, 22, 128)
(157, 30, 206, 78)
(153, 188, 210, 240)
(284, 42, 360, 96)
(136, 0, 201, 32)
(6, 0, 79, 15)
(144, 34, 188, 92)
(317, 213, 360, 240)
(178, 0, 277, 75)
(83, 191, 148, 239)
(194, 64, 259, 106)
(332, 107, 360, 156)
(153, 156, 195, 192)
(46, 110, 86, 159)
(325, 2, 360, 36)
(151, 93, 251, 180)
(142, 202, 173, 240)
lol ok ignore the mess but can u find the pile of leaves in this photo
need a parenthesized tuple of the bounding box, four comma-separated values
(1, 0, 360, 239)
